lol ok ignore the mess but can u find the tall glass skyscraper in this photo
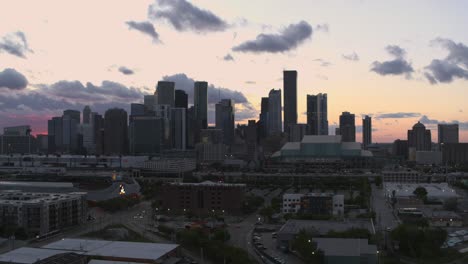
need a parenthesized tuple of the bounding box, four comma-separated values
(267, 89, 282, 135)
(307, 93, 328, 135)
(215, 99, 235, 146)
(283, 70, 297, 131)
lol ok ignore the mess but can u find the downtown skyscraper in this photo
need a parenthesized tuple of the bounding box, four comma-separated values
(362, 115, 372, 148)
(306, 93, 328, 135)
(215, 99, 235, 146)
(267, 89, 282, 135)
(339, 111, 356, 142)
(283, 70, 297, 132)
(156, 81, 175, 107)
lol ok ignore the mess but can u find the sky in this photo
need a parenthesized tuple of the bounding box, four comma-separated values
(0, 0, 468, 142)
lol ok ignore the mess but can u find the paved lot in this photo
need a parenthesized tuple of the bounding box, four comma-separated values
(255, 231, 303, 264)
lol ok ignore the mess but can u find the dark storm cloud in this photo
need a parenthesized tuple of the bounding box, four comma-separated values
(40, 80, 144, 103)
(375, 112, 421, 119)
(0, 68, 28, 90)
(126, 21, 160, 41)
(162, 73, 248, 104)
(370, 45, 413, 77)
(0, 31, 32, 58)
(232, 21, 313, 53)
(370, 45, 413, 76)
(424, 38, 468, 84)
(371, 60, 414, 76)
(342, 52, 359, 61)
(0, 92, 77, 111)
(118, 66, 135, 75)
(223, 53, 234, 61)
(161, 73, 256, 122)
(148, 0, 228, 32)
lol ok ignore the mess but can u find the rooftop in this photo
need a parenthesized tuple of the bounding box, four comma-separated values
(313, 238, 377, 256)
(301, 135, 342, 144)
(278, 219, 374, 236)
(0, 248, 72, 264)
(384, 183, 458, 199)
(42, 239, 179, 261)
(171, 180, 246, 187)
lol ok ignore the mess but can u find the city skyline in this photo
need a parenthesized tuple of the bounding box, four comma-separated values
(1, 0, 468, 142)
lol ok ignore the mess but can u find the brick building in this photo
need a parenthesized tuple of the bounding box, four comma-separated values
(156, 181, 246, 215)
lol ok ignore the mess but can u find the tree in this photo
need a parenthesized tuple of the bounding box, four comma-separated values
(413, 186, 428, 201)
(375, 176, 383, 187)
(443, 198, 458, 211)
(291, 230, 323, 263)
(259, 206, 274, 223)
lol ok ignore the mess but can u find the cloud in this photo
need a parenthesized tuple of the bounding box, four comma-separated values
(245, 81, 256, 84)
(38, 80, 144, 104)
(161, 73, 256, 122)
(0, 31, 32, 58)
(315, 74, 328, 80)
(315, 23, 329, 33)
(0, 68, 28, 90)
(419, 115, 468, 130)
(424, 38, 468, 84)
(313, 58, 332, 67)
(385, 45, 406, 58)
(370, 45, 413, 77)
(342, 52, 359, 61)
(126, 21, 160, 41)
(232, 21, 313, 53)
(118, 66, 135, 75)
(375, 112, 421, 119)
(148, 0, 228, 32)
(223, 53, 234, 61)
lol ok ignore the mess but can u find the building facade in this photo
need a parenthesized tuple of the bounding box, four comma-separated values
(438, 124, 459, 144)
(171, 108, 186, 150)
(339, 112, 356, 142)
(104, 108, 128, 155)
(306, 93, 328, 135)
(129, 116, 163, 155)
(283, 70, 297, 131)
(408, 122, 432, 151)
(0, 191, 87, 237)
(287, 123, 308, 142)
(362, 115, 372, 149)
(156, 181, 246, 215)
(156, 81, 175, 107)
(267, 89, 282, 135)
(215, 99, 235, 146)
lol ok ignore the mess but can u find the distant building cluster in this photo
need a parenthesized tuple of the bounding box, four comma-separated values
(0, 70, 467, 168)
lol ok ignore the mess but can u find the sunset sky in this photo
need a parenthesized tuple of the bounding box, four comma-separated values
(0, 0, 467, 142)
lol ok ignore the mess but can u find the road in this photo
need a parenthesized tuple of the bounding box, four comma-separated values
(371, 184, 400, 231)
(227, 187, 302, 264)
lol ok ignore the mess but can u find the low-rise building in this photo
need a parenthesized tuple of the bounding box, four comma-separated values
(0, 191, 87, 237)
(282, 193, 344, 216)
(415, 151, 442, 165)
(155, 181, 246, 215)
(428, 211, 462, 227)
(313, 238, 377, 264)
(382, 170, 422, 183)
(276, 219, 374, 250)
(384, 183, 458, 203)
(282, 193, 303, 213)
(0, 239, 179, 264)
(143, 158, 196, 173)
